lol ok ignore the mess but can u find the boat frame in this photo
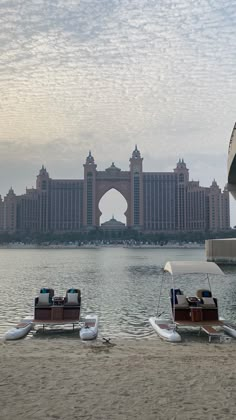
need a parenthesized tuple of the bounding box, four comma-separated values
(3, 288, 100, 340)
(32, 319, 81, 331)
(150, 260, 236, 342)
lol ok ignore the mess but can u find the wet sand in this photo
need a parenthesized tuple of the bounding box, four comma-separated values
(1, 336, 236, 420)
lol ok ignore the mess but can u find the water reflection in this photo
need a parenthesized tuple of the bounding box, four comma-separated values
(128, 265, 162, 276)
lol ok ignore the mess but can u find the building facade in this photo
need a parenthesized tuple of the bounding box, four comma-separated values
(0, 147, 230, 234)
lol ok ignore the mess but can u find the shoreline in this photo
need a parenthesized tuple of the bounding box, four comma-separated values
(1, 337, 236, 420)
(0, 244, 205, 250)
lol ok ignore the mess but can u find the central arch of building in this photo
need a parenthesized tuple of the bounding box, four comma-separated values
(96, 168, 130, 226)
(83, 149, 144, 230)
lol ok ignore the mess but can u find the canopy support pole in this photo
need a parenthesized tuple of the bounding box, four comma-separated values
(207, 274, 212, 292)
(156, 272, 164, 317)
(172, 275, 175, 323)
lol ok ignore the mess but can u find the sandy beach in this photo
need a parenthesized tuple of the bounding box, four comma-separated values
(1, 335, 236, 420)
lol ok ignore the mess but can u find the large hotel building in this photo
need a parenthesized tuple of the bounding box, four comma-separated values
(0, 147, 230, 234)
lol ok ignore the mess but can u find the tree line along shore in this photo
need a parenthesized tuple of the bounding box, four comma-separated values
(0, 228, 236, 245)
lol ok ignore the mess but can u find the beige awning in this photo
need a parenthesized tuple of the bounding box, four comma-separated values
(164, 261, 224, 276)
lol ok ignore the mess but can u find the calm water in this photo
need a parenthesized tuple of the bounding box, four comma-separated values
(1, 247, 236, 338)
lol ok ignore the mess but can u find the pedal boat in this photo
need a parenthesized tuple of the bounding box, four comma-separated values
(149, 261, 236, 343)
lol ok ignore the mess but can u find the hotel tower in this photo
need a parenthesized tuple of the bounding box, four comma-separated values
(0, 147, 230, 234)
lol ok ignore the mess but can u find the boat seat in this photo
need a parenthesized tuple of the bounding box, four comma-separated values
(175, 294, 189, 308)
(201, 297, 216, 308)
(196, 289, 212, 298)
(37, 293, 50, 305)
(196, 289, 218, 320)
(170, 288, 182, 300)
(67, 293, 79, 304)
(170, 290, 190, 320)
(171, 289, 186, 303)
(35, 288, 54, 306)
(196, 289, 217, 308)
(64, 288, 81, 305)
(170, 289, 189, 308)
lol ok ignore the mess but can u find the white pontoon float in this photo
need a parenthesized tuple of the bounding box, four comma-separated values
(149, 261, 236, 342)
(80, 314, 98, 341)
(4, 319, 34, 341)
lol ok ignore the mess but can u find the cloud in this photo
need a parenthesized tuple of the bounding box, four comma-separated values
(0, 0, 236, 221)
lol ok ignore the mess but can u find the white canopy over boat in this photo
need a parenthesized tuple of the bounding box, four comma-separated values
(163, 261, 224, 276)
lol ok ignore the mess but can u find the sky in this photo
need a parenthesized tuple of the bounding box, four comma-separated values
(0, 0, 236, 225)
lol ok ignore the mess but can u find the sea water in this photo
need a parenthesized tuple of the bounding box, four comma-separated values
(0, 247, 236, 337)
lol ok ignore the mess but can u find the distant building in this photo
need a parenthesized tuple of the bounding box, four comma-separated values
(101, 216, 126, 231)
(0, 147, 230, 234)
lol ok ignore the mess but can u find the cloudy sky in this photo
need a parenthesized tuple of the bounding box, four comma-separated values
(0, 0, 236, 224)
